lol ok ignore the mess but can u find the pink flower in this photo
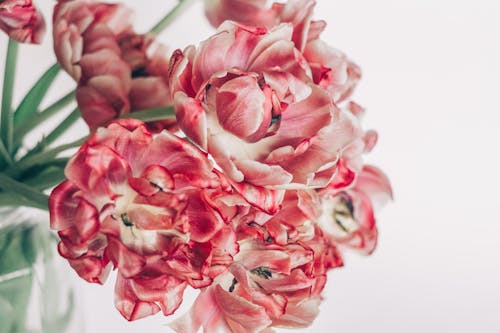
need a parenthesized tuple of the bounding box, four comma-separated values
(53, 0, 173, 130)
(326, 102, 380, 191)
(303, 38, 361, 104)
(53, 0, 132, 81)
(204, 0, 276, 28)
(171, 235, 341, 332)
(204, 0, 362, 103)
(169, 21, 361, 213)
(171, 190, 343, 332)
(317, 165, 393, 254)
(274, 0, 363, 103)
(236, 190, 319, 246)
(0, 0, 45, 43)
(49, 119, 239, 320)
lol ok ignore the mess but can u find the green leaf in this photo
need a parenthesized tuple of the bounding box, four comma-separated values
(0, 192, 43, 208)
(23, 164, 67, 191)
(149, 0, 196, 35)
(0, 141, 13, 168)
(1, 40, 18, 155)
(0, 174, 49, 211)
(14, 63, 61, 128)
(120, 106, 175, 122)
(42, 107, 80, 147)
(4, 136, 85, 180)
(14, 89, 75, 148)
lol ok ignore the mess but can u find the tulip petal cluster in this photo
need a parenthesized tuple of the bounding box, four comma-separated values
(0, 0, 45, 43)
(48, 0, 392, 331)
(53, 0, 173, 130)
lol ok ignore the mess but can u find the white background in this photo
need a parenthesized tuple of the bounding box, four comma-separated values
(1, 0, 499, 332)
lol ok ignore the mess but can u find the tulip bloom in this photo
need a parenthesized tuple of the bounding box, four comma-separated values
(50, 119, 239, 320)
(318, 165, 393, 254)
(0, 0, 45, 43)
(169, 21, 361, 213)
(53, 0, 173, 130)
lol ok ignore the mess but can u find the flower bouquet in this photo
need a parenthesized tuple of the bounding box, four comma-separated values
(0, 0, 392, 332)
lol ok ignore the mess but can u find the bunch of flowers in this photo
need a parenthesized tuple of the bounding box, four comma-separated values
(0, 0, 391, 331)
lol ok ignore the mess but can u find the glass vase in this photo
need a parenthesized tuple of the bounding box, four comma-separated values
(0, 207, 84, 333)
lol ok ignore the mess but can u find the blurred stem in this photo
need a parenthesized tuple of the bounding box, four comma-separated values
(149, 0, 196, 35)
(0, 173, 49, 210)
(1, 40, 18, 154)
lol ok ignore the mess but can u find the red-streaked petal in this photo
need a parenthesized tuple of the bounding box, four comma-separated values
(185, 191, 224, 243)
(50, 180, 81, 231)
(58, 198, 100, 246)
(272, 296, 322, 328)
(114, 274, 161, 321)
(67, 256, 110, 284)
(357, 165, 393, 208)
(130, 275, 187, 316)
(214, 285, 272, 333)
(106, 237, 146, 278)
(174, 93, 208, 149)
(230, 180, 284, 215)
(215, 75, 272, 142)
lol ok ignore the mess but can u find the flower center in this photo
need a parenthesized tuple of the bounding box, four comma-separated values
(318, 192, 359, 238)
(112, 186, 189, 253)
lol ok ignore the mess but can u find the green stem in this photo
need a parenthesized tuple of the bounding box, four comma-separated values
(1, 40, 18, 154)
(0, 173, 49, 211)
(149, 0, 196, 35)
(120, 106, 175, 122)
(14, 90, 75, 145)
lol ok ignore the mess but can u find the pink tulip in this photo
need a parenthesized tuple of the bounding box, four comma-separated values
(273, 0, 363, 103)
(53, 0, 173, 130)
(49, 119, 239, 320)
(204, 0, 276, 28)
(204, 0, 362, 103)
(318, 165, 393, 254)
(0, 0, 45, 43)
(53, 0, 132, 80)
(171, 191, 343, 332)
(169, 21, 362, 213)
